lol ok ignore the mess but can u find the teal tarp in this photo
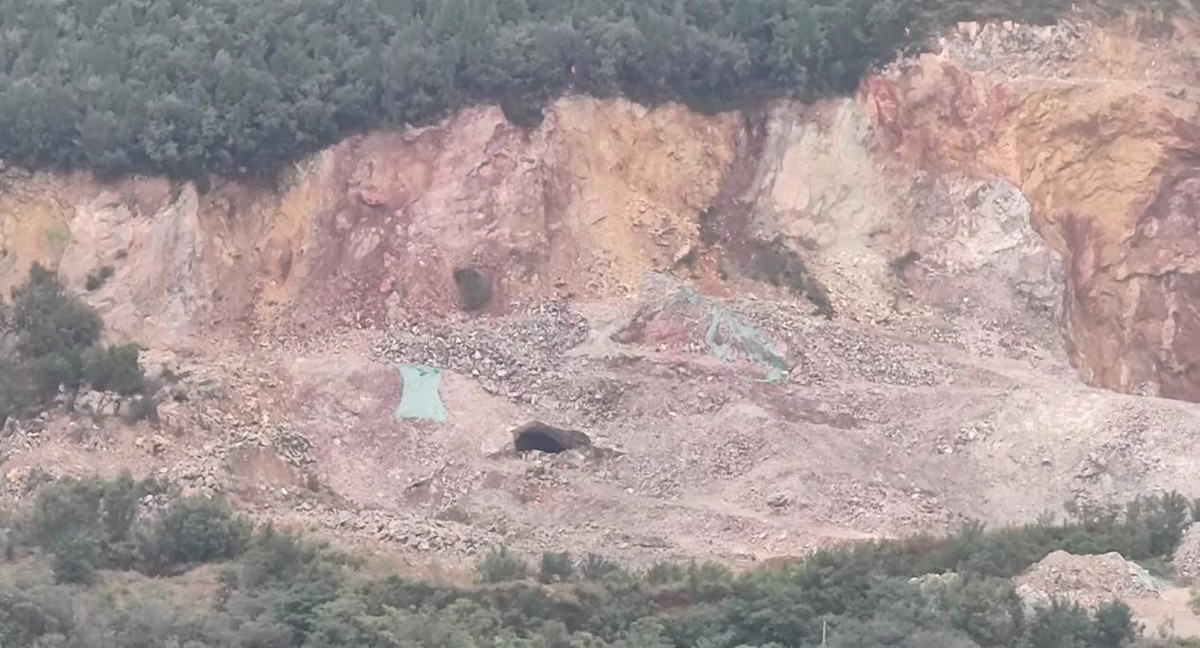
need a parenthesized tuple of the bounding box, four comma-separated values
(682, 286, 786, 383)
(396, 365, 448, 422)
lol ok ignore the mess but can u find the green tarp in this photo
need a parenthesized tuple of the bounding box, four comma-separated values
(679, 285, 786, 383)
(396, 364, 448, 422)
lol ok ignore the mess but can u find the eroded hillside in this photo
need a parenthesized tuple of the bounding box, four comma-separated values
(2, 11, 1200, 570)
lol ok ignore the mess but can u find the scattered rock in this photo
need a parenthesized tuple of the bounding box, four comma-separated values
(378, 302, 589, 403)
(1172, 524, 1200, 584)
(766, 492, 792, 509)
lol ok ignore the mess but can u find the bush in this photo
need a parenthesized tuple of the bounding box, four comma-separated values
(0, 477, 1171, 647)
(0, 587, 67, 646)
(84, 266, 115, 292)
(644, 561, 687, 586)
(11, 264, 101, 369)
(26, 476, 106, 548)
(1092, 601, 1140, 648)
(143, 496, 252, 571)
(538, 551, 575, 584)
(50, 534, 98, 585)
(237, 526, 351, 591)
(0, 265, 148, 420)
(24, 472, 150, 574)
(475, 546, 529, 584)
(579, 553, 628, 582)
(0, 351, 34, 426)
(84, 343, 146, 395)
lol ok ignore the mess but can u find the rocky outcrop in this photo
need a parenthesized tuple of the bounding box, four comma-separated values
(2, 14, 1200, 401)
(0, 99, 740, 347)
(864, 17, 1200, 400)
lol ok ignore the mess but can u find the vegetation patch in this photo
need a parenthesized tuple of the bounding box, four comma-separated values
(0, 0, 1123, 180)
(0, 475, 1197, 646)
(84, 265, 114, 292)
(0, 264, 147, 425)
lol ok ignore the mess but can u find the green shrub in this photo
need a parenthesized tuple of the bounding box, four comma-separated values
(0, 586, 68, 645)
(0, 352, 34, 426)
(11, 264, 101, 364)
(8, 264, 101, 403)
(1022, 599, 1102, 648)
(538, 551, 575, 584)
(26, 477, 105, 548)
(84, 266, 115, 292)
(475, 546, 529, 584)
(0, 476, 1171, 647)
(1092, 601, 1140, 648)
(49, 534, 98, 585)
(0, 265, 148, 420)
(579, 553, 628, 582)
(237, 526, 351, 591)
(24, 472, 150, 573)
(143, 496, 252, 571)
(84, 343, 145, 395)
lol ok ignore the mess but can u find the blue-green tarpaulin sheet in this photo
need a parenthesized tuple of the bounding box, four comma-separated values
(680, 286, 786, 383)
(396, 364, 447, 422)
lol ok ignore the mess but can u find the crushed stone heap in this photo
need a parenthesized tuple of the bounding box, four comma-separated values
(1014, 550, 1161, 610)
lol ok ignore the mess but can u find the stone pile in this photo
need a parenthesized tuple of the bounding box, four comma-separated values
(1014, 550, 1160, 610)
(315, 505, 496, 555)
(378, 302, 589, 400)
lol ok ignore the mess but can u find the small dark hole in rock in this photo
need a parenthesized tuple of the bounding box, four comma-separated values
(453, 267, 492, 312)
(513, 421, 591, 454)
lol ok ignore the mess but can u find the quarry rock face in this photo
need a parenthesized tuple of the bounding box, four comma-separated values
(13, 14, 1200, 575)
(864, 17, 1200, 400)
(0, 98, 741, 347)
(0, 15, 1199, 402)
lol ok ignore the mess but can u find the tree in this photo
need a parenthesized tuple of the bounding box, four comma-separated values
(50, 533, 99, 584)
(84, 343, 146, 395)
(539, 551, 575, 584)
(1022, 600, 1097, 648)
(476, 546, 530, 584)
(143, 495, 252, 571)
(0, 0, 1085, 178)
(1091, 601, 1139, 648)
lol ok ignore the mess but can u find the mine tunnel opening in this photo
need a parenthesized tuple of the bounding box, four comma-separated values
(512, 422, 591, 454)
(453, 267, 493, 312)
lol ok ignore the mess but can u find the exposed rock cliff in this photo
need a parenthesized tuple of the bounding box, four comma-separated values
(0, 98, 740, 347)
(5, 9, 1200, 571)
(6, 15, 1195, 401)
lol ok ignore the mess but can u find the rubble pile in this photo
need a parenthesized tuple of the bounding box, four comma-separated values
(312, 505, 497, 555)
(379, 303, 588, 400)
(158, 425, 317, 494)
(1014, 551, 1160, 610)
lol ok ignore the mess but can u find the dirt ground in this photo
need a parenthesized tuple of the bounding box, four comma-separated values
(6, 274, 1200, 574)
(1130, 588, 1200, 641)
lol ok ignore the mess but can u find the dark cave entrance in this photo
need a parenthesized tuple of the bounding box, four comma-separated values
(512, 422, 591, 454)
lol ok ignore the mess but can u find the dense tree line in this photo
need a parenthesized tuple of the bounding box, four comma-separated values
(1, 476, 1198, 646)
(0, 0, 1092, 180)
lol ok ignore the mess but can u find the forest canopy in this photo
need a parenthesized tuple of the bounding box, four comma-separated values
(0, 0, 1085, 179)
